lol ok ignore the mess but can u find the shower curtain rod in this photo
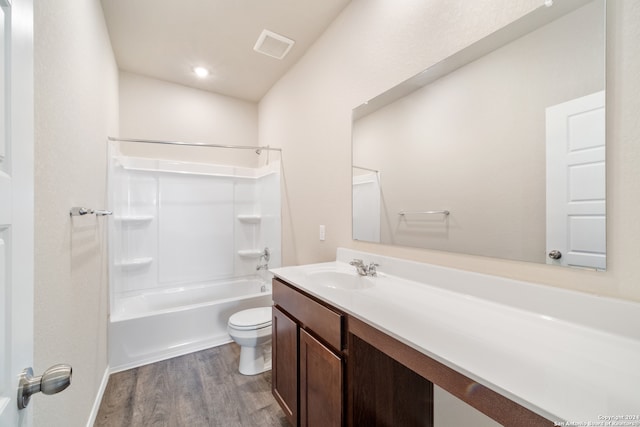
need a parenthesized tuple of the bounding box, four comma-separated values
(107, 136, 282, 154)
(352, 165, 379, 173)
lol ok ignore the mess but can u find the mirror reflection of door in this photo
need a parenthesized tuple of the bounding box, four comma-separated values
(352, 171, 381, 243)
(546, 91, 606, 270)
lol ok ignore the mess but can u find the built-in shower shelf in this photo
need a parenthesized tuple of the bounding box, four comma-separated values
(115, 215, 154, 225)
(116, 257, 153, 270)
(237, 250, 263, 259)
(237, 214, 261, 224)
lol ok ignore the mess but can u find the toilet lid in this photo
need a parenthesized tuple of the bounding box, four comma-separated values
(229, 307, 272, 330)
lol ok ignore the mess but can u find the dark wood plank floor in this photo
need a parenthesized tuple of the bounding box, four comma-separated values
(95, 343, 289, 427)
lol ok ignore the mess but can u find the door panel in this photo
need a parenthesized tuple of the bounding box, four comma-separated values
(352, 172, 381, 243)
(272, 306, 298, 426)
(546, 91, 605, 270)
(299, 329, 342, 427)
(0, 0, 34, 424)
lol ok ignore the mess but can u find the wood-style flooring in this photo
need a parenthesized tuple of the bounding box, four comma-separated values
(95, 343, 288, 427)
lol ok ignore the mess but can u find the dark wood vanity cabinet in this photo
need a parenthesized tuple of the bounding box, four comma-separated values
(349, 333, 433, 426)
(272, 276, 555, 427)
(299, 329, 342, 427)
(272, 305, 298, 425)
(272, 278, 345, 427)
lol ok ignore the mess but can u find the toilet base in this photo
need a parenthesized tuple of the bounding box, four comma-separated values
(238, 341, 272, 376)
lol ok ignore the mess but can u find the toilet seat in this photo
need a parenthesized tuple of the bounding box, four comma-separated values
(228, 307, 272, 331)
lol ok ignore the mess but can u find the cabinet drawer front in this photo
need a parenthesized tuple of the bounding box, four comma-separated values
(273, 278, 342, 350)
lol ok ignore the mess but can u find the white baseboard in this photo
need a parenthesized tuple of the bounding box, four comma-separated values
(109, 335, 233, 374)
(86, 366, 110, 427)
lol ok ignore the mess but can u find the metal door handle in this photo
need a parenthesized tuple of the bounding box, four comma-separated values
(18, 364, 72, 409)
(69, 207, 91, 216)
(548, 250, 562, 260)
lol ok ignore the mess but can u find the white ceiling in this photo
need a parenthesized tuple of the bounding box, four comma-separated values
(100, 0, 352, 102)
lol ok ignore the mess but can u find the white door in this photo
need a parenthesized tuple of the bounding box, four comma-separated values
(546, 91, 605, 270)
(0, 0, 34, 424)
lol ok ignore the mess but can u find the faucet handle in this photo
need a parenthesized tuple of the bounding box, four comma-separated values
(261, 247, 271, 262)
(349, 259, 364, 266)
(367, 262, 379, 276)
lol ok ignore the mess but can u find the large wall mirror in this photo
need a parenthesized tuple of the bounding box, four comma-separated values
(352, 0, 606, 270)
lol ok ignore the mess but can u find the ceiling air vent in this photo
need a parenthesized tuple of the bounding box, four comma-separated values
(253, 30, 295, 60)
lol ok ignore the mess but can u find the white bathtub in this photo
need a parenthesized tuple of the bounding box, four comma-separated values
(109, 277, 273, 372)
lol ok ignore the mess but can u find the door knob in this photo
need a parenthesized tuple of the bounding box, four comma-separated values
(548, 250, 562, 260)
(17, 364, 72, 409)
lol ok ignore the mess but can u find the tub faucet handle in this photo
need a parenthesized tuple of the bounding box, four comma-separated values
(257, 247, 270, 271)
(261, 247, 270, 262)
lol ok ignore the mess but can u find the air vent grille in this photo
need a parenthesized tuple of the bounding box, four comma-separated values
(253, 30, 295, 60)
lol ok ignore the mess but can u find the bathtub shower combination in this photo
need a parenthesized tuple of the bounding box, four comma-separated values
(107, 141, 280, 372)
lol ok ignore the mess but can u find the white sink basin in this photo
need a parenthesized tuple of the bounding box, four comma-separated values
(307, 270, 375, 291)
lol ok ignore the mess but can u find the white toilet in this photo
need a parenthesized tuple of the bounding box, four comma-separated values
(227, 307, 273, 375)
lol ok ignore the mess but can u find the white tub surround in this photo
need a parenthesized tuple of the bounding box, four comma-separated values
(270, 248, 640, 424)
(107, 153, 281, 299)
(107, 148, 281, 371)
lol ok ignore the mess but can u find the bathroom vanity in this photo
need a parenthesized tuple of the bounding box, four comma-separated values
(272, 279, 546, 426)
(272, 277, 443, 427)
(272, 278, 344, 426)
(270, 249, 640, 426)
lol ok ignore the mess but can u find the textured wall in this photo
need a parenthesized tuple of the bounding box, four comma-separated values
(259, 0, 640, 302)
(34, 0, 119, 425)
(118, 71, 260, 167)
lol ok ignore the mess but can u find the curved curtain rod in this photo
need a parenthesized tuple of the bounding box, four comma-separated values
(352, 165, 379, 173)
(107, 136, 282, 154)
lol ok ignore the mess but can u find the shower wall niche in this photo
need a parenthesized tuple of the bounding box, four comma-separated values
(108, 153, 281, 301)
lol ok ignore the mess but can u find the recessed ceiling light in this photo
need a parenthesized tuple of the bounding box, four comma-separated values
(193, 66, 209, 78)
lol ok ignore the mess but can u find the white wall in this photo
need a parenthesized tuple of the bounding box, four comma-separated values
(118, 71, 260, 168)
(259, 0, 640, 302)
(34, 0, 118, 425)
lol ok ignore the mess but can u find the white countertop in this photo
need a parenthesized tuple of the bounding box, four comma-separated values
(270, 248, 640, 424)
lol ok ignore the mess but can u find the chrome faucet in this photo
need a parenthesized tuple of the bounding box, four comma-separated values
(350, 259, 367, 275)
(349, 259, 379, 277)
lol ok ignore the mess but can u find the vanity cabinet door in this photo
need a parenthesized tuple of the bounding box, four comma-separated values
(273, 306, 298, 426)
(299, 329, 343, 427)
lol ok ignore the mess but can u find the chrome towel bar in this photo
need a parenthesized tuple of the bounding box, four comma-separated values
(398, 210, 450, 216)
(70, 207, 113, 216)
